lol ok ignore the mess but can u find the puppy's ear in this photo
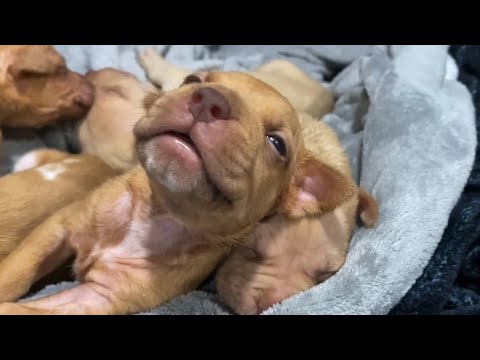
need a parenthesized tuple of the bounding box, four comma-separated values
(142, 89, 163, 111)
(7, 45, 64, 79)
(280, 151, 357, 218)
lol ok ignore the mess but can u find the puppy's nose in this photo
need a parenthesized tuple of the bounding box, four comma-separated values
(189, 87, 231, 121)
(74, 84, 95, 109)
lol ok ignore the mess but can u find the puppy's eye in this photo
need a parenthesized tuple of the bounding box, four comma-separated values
(267, 135, 287, 157)
(18, 70, 45, 78)
(181, 74, 202, 86)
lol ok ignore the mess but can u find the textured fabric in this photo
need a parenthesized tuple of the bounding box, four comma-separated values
(18, 45, 476, 315)
(391, 45, 480, 315)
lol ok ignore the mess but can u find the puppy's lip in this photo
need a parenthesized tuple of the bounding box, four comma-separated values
(135, 123, 194, 147)
(156, 131, 201, 159)
(134, 118, 194, 142)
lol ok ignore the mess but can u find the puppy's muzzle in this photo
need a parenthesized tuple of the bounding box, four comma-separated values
(189, 87, 231, 122)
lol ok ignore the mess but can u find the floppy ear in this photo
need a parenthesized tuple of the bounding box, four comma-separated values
(7, 45, 63, 79)
(280, 152, 357, 218)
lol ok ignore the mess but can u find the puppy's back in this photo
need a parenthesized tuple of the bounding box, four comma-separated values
(251, 60, 335, 119)
(0, 152, 117, 259)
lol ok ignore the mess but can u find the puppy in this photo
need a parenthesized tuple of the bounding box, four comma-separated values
(0, 72, 357, 315)
(137, 48, 334, 119)
(216, 114, 379, 315)
(0, 149, 118, 263)
(0, 45, 94, 165)
(77, 68, 150, 172)
(23, 68, 147, 175)
(137, 50, 379, 315)
(0, 45, 94, 136)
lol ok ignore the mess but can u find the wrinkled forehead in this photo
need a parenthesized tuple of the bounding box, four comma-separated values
(205, 71, 301, 132)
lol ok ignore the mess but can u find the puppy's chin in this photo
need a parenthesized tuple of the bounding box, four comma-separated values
(138, 137, 211, 196)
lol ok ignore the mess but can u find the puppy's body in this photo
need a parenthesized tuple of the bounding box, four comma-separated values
(138, 49, 334, 119)
(0, 149, 117, 262)
(0, 166, 228, 314)
(0, 72, 356, 315)
(216, 114, 378, 315)
(137, 50, 378, 315)
(78, 68, 148, 172)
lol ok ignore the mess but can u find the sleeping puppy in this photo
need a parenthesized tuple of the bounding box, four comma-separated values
(0, 45, 94, 126)
(21, 68, 149, 175)
(0, 149, 118, 263)
(0, 45, 94, 139)
(2, 67, 145, 176)
(137, 48, 334, 119)
(0, 71, 357, 315)
(77, 68, 150, 172)
(216, 114, 379, 315)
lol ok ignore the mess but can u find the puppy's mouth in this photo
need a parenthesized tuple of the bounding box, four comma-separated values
(162, 130, 200, 158)
(142, 129, 232, 204)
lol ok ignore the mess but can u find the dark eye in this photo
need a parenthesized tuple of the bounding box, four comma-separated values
(181, 74, 202, 86)
(18, 70, 46, 78)
(267, 135, 287, 157)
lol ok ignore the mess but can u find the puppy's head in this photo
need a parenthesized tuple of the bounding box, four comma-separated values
(78, 68, 148, 170)
(0, 45, 94, 127)
(135, 72, 355, 237)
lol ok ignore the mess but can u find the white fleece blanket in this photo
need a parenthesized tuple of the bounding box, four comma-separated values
(23, 45, 476, 315)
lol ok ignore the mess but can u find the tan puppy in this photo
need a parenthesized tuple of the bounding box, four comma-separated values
(0, 46, 94, 144)
(137, 50, 378, 315)
(0, 72, 357, 315)
(137, 48, 334, 119)
(216, 114, 379, 315)
(78, 68, 149, 172)
(0, 149, 118, 262)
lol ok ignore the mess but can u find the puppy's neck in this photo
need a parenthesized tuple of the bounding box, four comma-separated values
(136, 167, 252, 250)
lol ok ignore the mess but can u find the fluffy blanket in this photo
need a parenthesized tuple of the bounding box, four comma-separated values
(18, 45, 476, 315)
(391, 45, 480, 315)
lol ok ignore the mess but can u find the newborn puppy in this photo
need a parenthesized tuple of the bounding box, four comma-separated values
(0, 149, 118, 262)
(0, 45, 94, 134)
(77, 68, 150, 172)
(0, 45, 94, 165)
(216, 114, 379, 315)
(0, 72, 356, 315)
(138, 48, 334, 119)
(137, 50, 377, 315)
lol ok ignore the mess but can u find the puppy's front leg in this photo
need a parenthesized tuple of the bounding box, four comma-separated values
(0, 268, 166, 315)
(0, 204, 77, 303)
(0, 282, 118, 315)
(137, 48, 191, 91)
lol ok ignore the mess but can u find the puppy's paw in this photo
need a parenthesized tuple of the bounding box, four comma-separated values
(137, 48, 164, 71)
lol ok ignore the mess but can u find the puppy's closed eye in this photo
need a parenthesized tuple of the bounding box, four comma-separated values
(102, 85, 128, 100)
(16, 70, 47, 79)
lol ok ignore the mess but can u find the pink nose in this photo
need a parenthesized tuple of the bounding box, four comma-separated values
(189, 87, 231, 122)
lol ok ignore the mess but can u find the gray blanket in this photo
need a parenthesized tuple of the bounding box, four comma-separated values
(21, 45, 476, 315)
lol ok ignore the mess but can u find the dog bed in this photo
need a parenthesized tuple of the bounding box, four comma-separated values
(20, 45, 476, 315)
